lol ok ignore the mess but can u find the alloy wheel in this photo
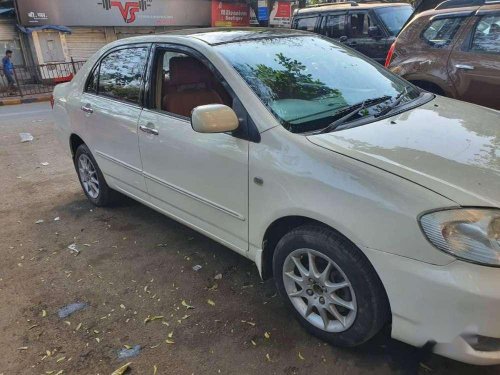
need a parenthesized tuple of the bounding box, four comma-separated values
(282, 248, 357, 332)
(78, 154, 100, 199)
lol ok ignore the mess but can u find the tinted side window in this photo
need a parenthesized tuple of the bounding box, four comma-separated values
(348, 12, 374, 37)
(98, 47, 149, 104)
(324, 14, 346, 38)
(422, 17, 463, 48)
(295, 16, 318, 31)
(471, 15, 500, 53)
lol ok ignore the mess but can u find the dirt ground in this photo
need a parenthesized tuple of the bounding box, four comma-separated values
(0, 103, 498, 375)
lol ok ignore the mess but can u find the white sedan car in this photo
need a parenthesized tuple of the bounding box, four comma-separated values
(53, 28, 500, 365)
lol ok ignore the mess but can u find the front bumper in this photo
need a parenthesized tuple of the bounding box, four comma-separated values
(363, 246, 500, 365)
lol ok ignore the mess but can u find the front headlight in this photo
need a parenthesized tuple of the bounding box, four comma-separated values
(420, 208, 500, 266)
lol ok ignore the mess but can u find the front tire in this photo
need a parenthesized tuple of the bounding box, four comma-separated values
(74, 144, 114, 207)
(273, 225, 390, 347)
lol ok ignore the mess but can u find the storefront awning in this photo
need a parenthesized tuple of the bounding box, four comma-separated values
(17, 24, 72, 34)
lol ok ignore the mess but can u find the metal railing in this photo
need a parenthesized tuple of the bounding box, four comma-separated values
(0, 59, 86, 98)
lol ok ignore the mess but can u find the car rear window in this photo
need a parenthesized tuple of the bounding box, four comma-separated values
(422, 17, 464, 48)
(294, 16, 318, 31)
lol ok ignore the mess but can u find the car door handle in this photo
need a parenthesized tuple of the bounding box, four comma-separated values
(455, 64, 474, 70)
(140, 124, 159, 135)
(81, 104, 93, 114)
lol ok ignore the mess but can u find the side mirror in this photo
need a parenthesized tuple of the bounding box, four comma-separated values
(368, 26, 381, 38)
(191, 104, 239, 134)
(339, 36, 348, 43)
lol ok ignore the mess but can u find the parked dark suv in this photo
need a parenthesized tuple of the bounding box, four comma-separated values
(386, 0, 500, 110)
(291, 1, 413, 63)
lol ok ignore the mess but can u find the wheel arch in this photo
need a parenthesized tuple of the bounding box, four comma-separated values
(69, 133, 86, 158)
(260, 214, 392, 320)
(408, 79, 447, 96)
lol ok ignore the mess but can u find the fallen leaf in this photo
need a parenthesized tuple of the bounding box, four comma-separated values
(42, 309, 47, 317)
(264, 332, 270, 339)
(165, 339, 175, 344)
(298, 352, 305, 360)
(35, 219, 44, 224)
(120, 304, 126, 310)
(144, 315, 164, 324)
(214, 273, 222, 280)
(153, 364, 158, 375)
(75, 323, 82, 331)
(167, 331, 174, 338)
(251, 340, 256, 346)
(124, 345, 132, 350)
(56, 356, 66, 363)
(111, 362, 132, 375)
(207, 299, 215, 306)
(181, 300, 194, 309)
(266, 353, 271, 362)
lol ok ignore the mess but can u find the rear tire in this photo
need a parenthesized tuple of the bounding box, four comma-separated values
(74, 144, 114, 207)
(273, 225, 390, 347)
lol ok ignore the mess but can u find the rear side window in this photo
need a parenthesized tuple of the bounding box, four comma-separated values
(422, 17, 463, 48)
(295, 16, 318, 31)
(471, 15, 500, 53)
(97, 47, 149, 104)
(322, 14, 346, 38)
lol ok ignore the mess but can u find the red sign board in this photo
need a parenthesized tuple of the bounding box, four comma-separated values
(270, 1, 292, 27)
(275, 1, 291, 18)
(211, 0, 250, 27)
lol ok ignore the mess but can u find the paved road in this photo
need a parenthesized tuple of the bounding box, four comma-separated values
(0, 103, 497, 374)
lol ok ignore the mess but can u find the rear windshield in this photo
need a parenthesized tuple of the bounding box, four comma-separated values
(216, 35, 420, 134)
(375, 6, 413, 35)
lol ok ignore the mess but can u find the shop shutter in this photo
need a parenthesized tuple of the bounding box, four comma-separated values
(0, 17, 17, 40)
(114, 26, 168, 39)
(65, 27, 108, 62)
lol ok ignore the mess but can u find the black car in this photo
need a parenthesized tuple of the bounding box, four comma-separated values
(292, 1, 413, 63)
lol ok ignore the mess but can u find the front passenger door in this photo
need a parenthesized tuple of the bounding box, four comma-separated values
(346, 11, 386, 62)
(138, 46, 249, 254)
(448, 13, 500, 109)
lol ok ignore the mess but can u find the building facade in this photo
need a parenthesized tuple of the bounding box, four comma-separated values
(1, 0, 296, 69)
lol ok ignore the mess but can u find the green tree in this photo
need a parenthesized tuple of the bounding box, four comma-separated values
(251, 52, 339, 100)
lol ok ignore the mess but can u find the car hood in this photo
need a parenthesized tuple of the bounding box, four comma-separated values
(307, 96, 500, 207)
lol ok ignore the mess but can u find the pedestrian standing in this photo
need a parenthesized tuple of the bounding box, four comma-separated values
(2, 50, 16, 95)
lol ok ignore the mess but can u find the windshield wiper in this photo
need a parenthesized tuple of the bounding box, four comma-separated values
(374, 87, 410, 118)
(318, 95, 391, 134)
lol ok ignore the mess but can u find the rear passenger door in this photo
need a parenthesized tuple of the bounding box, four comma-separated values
(448, 13, 500, 109)
(318, 12, 347, 40)
(80, 45, 150, 194)
(345, 10, 386, 62)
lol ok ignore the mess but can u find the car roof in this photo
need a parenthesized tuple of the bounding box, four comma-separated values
(415, 3, 497, 18)
(116, 27, 312, 46)
(414, 1, 499, 20)
(295, 2, 411, 15)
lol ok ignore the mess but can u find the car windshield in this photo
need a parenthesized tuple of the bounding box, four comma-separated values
(374, 6, 413, 36)
(216, 35, 420, 133)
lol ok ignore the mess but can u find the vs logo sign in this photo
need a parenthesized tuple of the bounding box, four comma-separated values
(98, 0, 152, 24)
